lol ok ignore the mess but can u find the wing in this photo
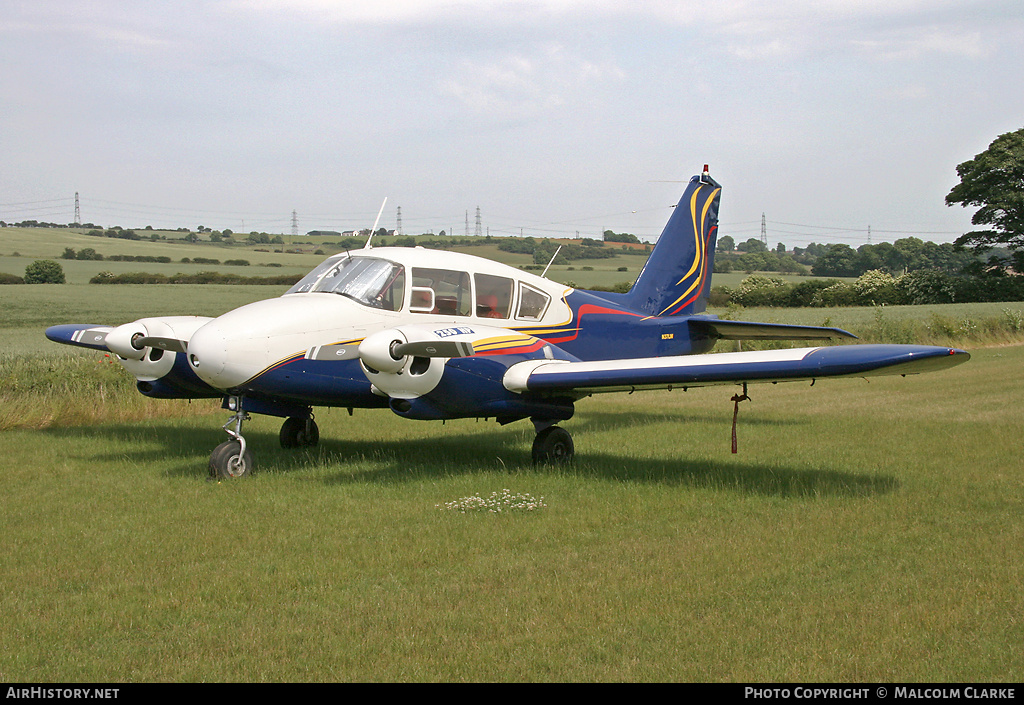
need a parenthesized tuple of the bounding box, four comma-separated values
(503, 344, 970, 395)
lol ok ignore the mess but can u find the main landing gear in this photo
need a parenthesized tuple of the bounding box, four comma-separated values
(208, 396, 320, 479)
(207, 398, 568, 476)
(531, 420, 574, 465)
(279, 415, 320, 449)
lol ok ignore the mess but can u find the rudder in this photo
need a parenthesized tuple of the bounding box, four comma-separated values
(621, 169, 721, 316)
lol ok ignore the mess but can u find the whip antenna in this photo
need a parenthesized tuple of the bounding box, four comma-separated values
(541, 245, 562, 278)
(364, 197, 388, 249)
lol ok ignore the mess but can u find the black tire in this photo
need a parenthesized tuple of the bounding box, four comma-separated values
(532, 426, 574, 465)
(279, 417, 320, 448)
(209, 440, 255, 479)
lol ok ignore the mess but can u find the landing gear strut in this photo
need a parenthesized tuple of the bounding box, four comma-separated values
(531, 420, 574, 465)
(209, 396, 254, 478)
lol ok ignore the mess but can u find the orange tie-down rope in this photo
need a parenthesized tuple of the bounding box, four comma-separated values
(731, 383, 750, 454)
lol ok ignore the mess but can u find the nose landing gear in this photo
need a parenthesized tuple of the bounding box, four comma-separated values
(208, 397, 321, 479)
(209, 397, 254, 479)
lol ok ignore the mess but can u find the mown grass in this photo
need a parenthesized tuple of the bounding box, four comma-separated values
(1, 337, 1021, 681)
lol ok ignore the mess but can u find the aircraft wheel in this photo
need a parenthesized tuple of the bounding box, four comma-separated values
(209, 440, 255, 479)
(532, 426, 574, 465)
(279, 417, 320, 448)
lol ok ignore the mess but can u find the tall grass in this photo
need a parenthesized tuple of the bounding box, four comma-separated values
(860, 306, 1024, 346)
(0, 353, 218, 430)
(714, 304, 1024, 351)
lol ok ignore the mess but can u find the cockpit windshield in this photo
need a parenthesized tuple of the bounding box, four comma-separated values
(286, 256, 406, 311)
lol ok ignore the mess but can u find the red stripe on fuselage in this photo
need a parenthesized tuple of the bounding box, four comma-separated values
(540, 303, 645, 345)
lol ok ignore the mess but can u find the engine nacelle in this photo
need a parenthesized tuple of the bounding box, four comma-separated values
(104, 321, 150, 360)
(108, 317, 219, 398)
(359, 327, 446, 399)
(359, 329, 412, 375)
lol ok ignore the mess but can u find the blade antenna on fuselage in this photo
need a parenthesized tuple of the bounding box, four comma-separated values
(364, 197, 388, 249)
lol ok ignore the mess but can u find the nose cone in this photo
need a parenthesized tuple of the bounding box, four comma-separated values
(186, 321, 237, 391)
(186, 294, 374, 392)
(188, 297, 315, 391)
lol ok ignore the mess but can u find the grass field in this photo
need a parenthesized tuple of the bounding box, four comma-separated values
(1, 343, 1020, 681)
(2, 228, 1022, 681)
(2, 285, 1023, 681)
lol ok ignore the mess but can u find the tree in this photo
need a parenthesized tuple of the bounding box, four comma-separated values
(737, 238, 767, 253)
(716, 235, 735, 252)
(603, 230, 640, 244)
(812, 243, 859, 277)
(24, 260, 65, 284)
(946, 127, 1024, 267)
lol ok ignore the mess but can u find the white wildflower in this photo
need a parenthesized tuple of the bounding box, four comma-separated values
(437, 489, 546, 513)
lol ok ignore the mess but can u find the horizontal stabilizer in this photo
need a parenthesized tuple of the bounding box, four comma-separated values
(504, 344, 969, 396)
(689, 319, 857, 341)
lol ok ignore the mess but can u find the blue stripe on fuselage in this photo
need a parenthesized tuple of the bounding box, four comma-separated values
(518, 290, 715, 361)
(237, 356, 388, 408)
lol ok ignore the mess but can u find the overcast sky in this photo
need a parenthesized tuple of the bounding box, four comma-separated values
(2, 1, 1022, 246)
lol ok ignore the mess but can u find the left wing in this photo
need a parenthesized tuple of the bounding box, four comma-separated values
(45, 324, 115, 351)
(503, 344, 969, 395)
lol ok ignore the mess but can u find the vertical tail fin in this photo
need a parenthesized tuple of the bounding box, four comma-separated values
(621, 170, 721, 316)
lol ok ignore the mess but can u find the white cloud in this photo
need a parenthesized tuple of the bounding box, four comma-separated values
(0, 5, 174, 51)
(231, 0, 1011, 65)
(851, 28, 987, 60)
(439, 44, 625, 116)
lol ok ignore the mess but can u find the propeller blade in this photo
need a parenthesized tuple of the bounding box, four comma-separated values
(133, 336, 189, 353)
(305, 344, 362, 361)
(76, 329, 110, 347)
(45, 325, 113, 351)
(391, 340, 475, 358)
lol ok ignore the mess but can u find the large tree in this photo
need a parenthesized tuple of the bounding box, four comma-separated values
(946, 127, 1024, 268)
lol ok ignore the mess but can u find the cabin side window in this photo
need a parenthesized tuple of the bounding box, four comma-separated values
(516, 283, 550, 321)
(411, 268, 471, 316)
(474, 274, 513, 319)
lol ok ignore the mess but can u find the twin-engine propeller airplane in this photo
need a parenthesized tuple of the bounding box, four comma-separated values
(47, 168, 969, 478)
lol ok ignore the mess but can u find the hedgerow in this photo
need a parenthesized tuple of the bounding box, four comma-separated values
(89, 271, 300, 286)
(720, 270, 1024, 307)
